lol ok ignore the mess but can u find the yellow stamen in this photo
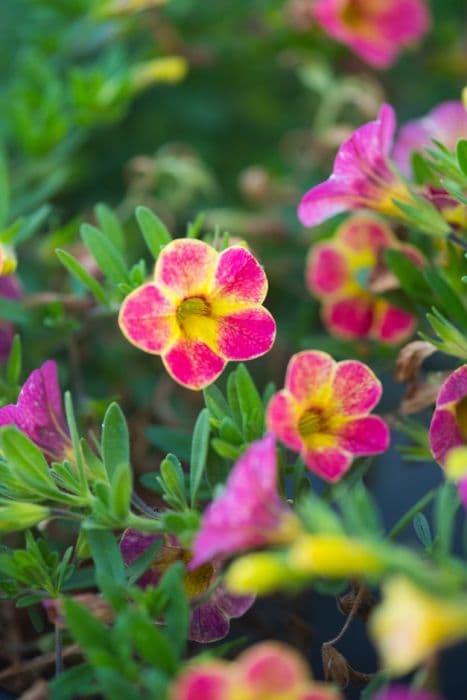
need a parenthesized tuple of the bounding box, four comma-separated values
(456, 396, 467, 442)
(297, 409, 325, 438)
(176, 297, 210, 325)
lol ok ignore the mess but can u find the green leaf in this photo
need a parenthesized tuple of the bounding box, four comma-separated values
(235, 364, 264, 440)
(0, 147, 9, 227)
(160, 454, 187, 509)
(145, 426, 192, 463)
(413, 512, 432, 548)
(135, 206, 171, 259)
(102, 403, 130, 482)
(211, 438, 243, 461)
(456, 139, 467, 177)
(126, 538, 162, 584)
(81, 223, 129, 286)
(64, 597, 117, 668)
(190, 409, 210, 507)
(95, 669, 142, 700)
(0, 427, 57, 495)
(15, 204, 52, 245)
(85, 529, 125, 589)
(203, 384, 231, 423)
(0, 297, 32, 324)
(109, 462, 133, 520)
(297, 493, 343, 535)
(159, 561, 189, 657)
(95, 203, 125, 257)
(123, 606, 177, 674)
(56, 249, 108, 305)
(424, 268, 467, 328)
(434, 481, 459, 557)
(5, 335, 21, 386)
(51, 663, 97, 700)
(219, 417, 243, 445)
(384, 249, 431, 301)
(226, 371, 242, 427)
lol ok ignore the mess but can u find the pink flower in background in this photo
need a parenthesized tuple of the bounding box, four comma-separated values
(170, 641, 342, 700)
(120, 530, 254, 643)
(298, 105, 416, 229)
(0, 276, 22, 363)
(312, 0, 430, 69)
(429, 365, 467, 466)
(306, 214, 423, 343)
(119, 239, 275, 390)
(267, 351, 389, 482)
(190, 435, 299, 569)
(393, 101, 467, 176)
(0, 360, 71, 462)
(375, 687, 442, 700)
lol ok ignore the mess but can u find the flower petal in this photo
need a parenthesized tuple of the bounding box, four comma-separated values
(332, 360, 382, 415)
(211, 584, 255, 619)
(337, 215, 394, 254)
(120, 529, 162, 588)
(298, 177, 352, 228)
(429, 408, 464, 466)
(306, 243, 349, 296)
(436, 365, 467, 407)
(238, 642, 308, 693)
(284, 350, 335, 405)
(189, 603, 230, 643)
(266, 390, 302, 451)
(216, 307, 276, 361)
(119, 283, 178, 354)
(337, 416, 390, 455)
(163, 338, 226, 390)
(302, 445, 353, 482)
(210, 246, 268, 310)
(324, 296, 374, 339)
(155, 239, 218, 299)
(170, 664, 230, 700)
(371, 302, 416, 344)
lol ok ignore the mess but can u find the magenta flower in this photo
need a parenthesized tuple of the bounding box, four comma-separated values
(298, 104, 417, 229)
(169, 641, 342, 700)
(0, 276, 22, 363)
(190, 435, 300, 569)
(312, 0, 430, 69)
(266, 351, 390, 482)
(393, 101, 467, 176)
(429, 365, 467, 466)
(375, 687, 442, 700)
(0, 360, 71, 463)
(118, 239, 276, 390)
(306, 214, 423, 343)
(120, 530, 253, 643)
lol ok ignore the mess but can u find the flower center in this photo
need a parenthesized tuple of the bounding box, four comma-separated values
(176, 296, 211, 325)
(455, 396, 467, 442)
(298, 409, 327, 439)
(341, 0, 368, 28)
(183, 562, 215, 599)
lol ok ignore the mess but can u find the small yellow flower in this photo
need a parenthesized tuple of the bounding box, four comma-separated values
(225, 552, 296, 596)
(288, 534, 388, 578)
(370, 576, 467, 674)
(445, 446, 467, 482)
(131, 57, 188, 91)
(0, 245, 17, 276)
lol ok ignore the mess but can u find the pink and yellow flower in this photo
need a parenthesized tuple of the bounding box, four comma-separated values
(312, 0, 430, 69)
(306, 214, 423, 343)
(118, 239, 276, 390)
(190, 435, 300, 569)
(429, 365, 467, 466)
(393, 101, 467, 177)
(120, 530, 253, 643)
(298, 105, 417, 229)
(266, 351, 389, 482)
(170, 641, 342, 700)
(0, 360, 71, 463)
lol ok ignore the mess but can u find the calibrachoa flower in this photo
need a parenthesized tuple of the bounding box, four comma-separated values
(266, 351, 389, 481)
(0, 360, 71, 463)
(445, 446, 467, 508)
(312, 0, 429, 69)
(190, 435, 301, 569)
(393, 101, 467, 176)
(370, 576, 467, 674)
(375, 688, 443, 700)
(298, 104, 417, 229)
(170, 641, 342, 700)
(118, 239, 276, 390)
(306, 214, 423, 343)
(0, 276, 22, 363)
(120, 529, 254, 643)
(429, 365, 467, 466)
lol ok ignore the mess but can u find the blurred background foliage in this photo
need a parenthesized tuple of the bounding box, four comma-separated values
(0, 0, 465, 472)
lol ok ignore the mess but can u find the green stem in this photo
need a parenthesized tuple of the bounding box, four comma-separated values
(388, 489, 437, 541)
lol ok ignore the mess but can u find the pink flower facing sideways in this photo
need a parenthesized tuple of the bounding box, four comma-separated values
(170, 641, 342, 700)
(429, 365, 467, 467)
(298, 104, 416, 229)
(0, 360, 71, 463)
(190, 435, 300, 569)
(119, 239, 276, 390)
(120, 530, 253, 643)
(312, 0, 430, 69)
(306, 214, 423, 343)
(267, 351, 389, 482)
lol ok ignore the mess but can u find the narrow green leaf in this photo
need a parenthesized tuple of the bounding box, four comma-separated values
(0, 147, 9, 227)
(123, 607, 177, 674)
(102, 403, 130, 482)
(413, 512, 432, 548)
(235, 364, 264, 440)
(203, 384, 231, 422)
(159, 561, 189, 657)
(190, 409, 210, 507)
(0, 427, 56, 494)
(135, 206, 171, 259)
(81, 223, 129, 286)
(424, 268, 467, 328)
(211, 438, 243, 461)
(456, 139, 467, 177)
(5, 335, 21, 386)
(109, 462, 133, 520)
(95, 203, 125, 256)
(56, 249, 108, 305)
(85, 529, 125, 588)
(385, 249, 432, 301)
